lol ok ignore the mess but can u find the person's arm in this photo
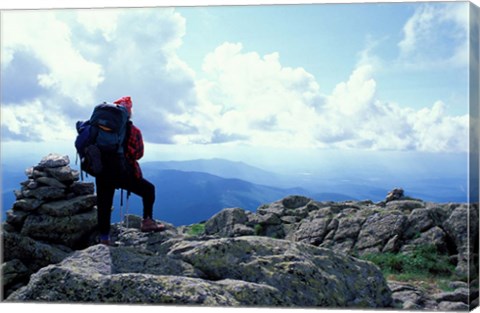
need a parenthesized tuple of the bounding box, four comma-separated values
(128, 124, 144, 161)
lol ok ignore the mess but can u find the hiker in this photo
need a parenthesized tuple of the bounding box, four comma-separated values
(95, 96, 164, 245)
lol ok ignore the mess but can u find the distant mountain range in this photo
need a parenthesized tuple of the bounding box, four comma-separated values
(136, 169, 307, 225)
(2, 157, 469, 226)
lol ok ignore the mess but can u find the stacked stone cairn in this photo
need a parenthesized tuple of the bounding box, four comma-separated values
(3, 153, 97, 297)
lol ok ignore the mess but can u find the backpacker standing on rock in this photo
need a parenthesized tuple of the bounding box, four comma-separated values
(76, 96, 165, 245)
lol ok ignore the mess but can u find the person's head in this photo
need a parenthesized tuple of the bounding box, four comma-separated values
(114, 96, 133, 117)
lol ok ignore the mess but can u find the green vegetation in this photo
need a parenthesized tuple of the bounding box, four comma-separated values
(361, 244, 456, 282)
(186, 223, 205, 236)
(254, 224, 264, 236)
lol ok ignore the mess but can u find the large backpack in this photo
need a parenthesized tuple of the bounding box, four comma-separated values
(75, 102, 129, 177)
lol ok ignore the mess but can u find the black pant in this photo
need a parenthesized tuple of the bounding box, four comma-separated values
(96, 174, 155, 236)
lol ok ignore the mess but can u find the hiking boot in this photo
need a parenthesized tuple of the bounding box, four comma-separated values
(141, 218, 165, 233)
(99, 234, 110, 246)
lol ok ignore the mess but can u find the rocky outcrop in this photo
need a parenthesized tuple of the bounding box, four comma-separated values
(202, 194, 479, 310)
(7, 236, 391, 307)
(2, 154, 98, 297)
(205, 195, 478, 278)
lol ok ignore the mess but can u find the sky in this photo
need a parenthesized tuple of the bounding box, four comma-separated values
(0, 0, 478, 168)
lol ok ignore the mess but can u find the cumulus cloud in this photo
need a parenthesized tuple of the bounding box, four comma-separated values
(1, 8, 199, 144)
(2, 11, 104, 105)
(175, 42, 322, 147)
(398, 3, 469, 68)
(1, 99, 76, 141)
(175, 43, 468, 152)
(0, 7, 469, 153)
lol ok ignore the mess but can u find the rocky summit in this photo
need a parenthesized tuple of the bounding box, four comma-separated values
(2, 154, 479, 310)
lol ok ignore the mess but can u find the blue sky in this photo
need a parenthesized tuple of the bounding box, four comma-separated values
(176, 3, 470, 114)
(0, 1, 477, 168)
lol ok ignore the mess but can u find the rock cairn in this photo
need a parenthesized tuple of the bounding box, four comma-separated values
(3, 153, 97, 297)
(385, 187, 404, 202)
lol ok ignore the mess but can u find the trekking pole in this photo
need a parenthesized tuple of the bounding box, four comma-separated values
(120, 189, 124, 226)
(126, 191, 131, 228)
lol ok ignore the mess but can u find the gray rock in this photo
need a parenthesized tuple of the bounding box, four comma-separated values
(388, 282, 427, 310)
(6, 241, 390, 307)
(356, 212, 407, 254)
(45, 166, 75, 183)
(385, 199, 424, 212)
(6, 245, 276, 305)
(404, 208, 435, 239)
(168, 236, 392, 307)
(250, 212, 282, 226)
(443, 204, 470, 276)
(434, 288, 469, 303)
(38, 153, 70, 168)
(38, 195, 96, 217)
(280, 215, 298, 224)
(6, 209, 29, 229)
(382, 234, 401, 253)
(293, 217, 332, 246)
(36, 177, 67, 188)
(401, 226, 447, 253)
(69, 182, 95, 196)
(449, 281, 468, 289)
(22, 186, 65, 201)
(3, 231, 72, 269)
(386, 188, 404, 202)
(437, 301, 469, 311)
(13, 189, 24, 200)
(13, 198, 44, 212)
(21, 210, 97, 247)
(110, 220, 178, 250)
(2, 259, 30, 287)
(281, 195, 311, 209)
(205, 208, 250, 237)
(334, 216, 365, 241)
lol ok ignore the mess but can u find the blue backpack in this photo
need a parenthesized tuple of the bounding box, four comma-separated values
(75, 103, 129, 177)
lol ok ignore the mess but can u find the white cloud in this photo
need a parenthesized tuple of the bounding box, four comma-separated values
(182, 42, 322, 147)
(0, 8, 469, 153)
(398, 3, 469, 68)
(177, 43, 468, 152)
(2, 10, 104, 105)
(2, 8, 199, 144)
(1, 99, 76, 141)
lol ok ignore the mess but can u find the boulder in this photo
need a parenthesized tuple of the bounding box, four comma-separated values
(356, 212, 407, 255)
(168, 236, 392, 307)
(22, 186, 65, 201)
(20, 209, 97, 248)
(38, 195, 97, 217)
(12, 198, 44, 212)
(45, 166, 76, 183)
(437, 301, 469, 311)
(38, 153, 70, 169)
(293, 217, 333, 246)
(204, 208, 251, 237)
(7, 237, 392, 307)
(2, 259, 30, 287)
(442, 204, 471, 276)
(281, 195, 311, 209)
(385, 199, 424, 212)
(3, 231, 72, 270)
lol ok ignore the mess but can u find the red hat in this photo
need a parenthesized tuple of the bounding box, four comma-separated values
(114, 96, 132, 114)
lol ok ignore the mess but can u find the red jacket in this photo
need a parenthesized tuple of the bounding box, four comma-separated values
(125, 122, 144, 179)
